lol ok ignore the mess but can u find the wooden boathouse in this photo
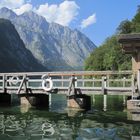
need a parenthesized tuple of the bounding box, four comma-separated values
(119, 33, 140, 109)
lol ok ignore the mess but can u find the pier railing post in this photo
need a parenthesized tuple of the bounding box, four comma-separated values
(107, 75, 109, 87)
(2, 74, 6, 93)
(75, 77, 77, 88)
(131, 74, 135, 99)
(102, 76, 107, 94)
(104, 76, 107, 88)
(17, 76, 26, 94)
(102, 77, 104, 94)
(24, 74, 27, 93)
(123, 77, 126, 87)
(102, 76, 107, 111)
(82, 75, 84, 87)
(93, 77, 95, 87)
(61, 76, 64, 87)
(122, 77, 126, 106)
(68, 76, 75, 96)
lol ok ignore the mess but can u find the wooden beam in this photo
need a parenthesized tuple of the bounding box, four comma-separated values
(17, 76, 26, 94)
(0, 70, 132, 77)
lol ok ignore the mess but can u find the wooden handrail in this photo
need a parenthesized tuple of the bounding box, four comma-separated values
(0, 70, 132, 77)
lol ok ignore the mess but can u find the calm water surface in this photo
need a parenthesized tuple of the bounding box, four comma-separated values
(0, 94, 140, 140)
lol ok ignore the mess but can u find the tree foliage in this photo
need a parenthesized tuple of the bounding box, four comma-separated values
(85, 7, 140, 71)
(117, 20, 132, 34)
(85, 36, 131, 71)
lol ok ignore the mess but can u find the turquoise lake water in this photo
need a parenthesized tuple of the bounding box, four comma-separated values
(0, 94, 140, 140)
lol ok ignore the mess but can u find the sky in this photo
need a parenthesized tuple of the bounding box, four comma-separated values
(0, 0, 140, 46)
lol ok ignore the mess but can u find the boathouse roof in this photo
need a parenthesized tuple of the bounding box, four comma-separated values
(118, 33, 140, 54)
(119, 34, 140, 43)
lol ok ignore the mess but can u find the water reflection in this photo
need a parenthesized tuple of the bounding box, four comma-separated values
(127, 110, 140, 121)
(20, 105, 30, 113)
(0, 95, 139, 140)
(0, 109, 139, 140)
(0, 112, 77, 140)
(66, 109, 84, 117)
(42, 122, 55, 136)
(78, 128, 122, 139)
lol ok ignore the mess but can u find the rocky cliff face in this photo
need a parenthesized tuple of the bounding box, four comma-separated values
(0, 7, 96, 70)
(0, 18, 46, 72)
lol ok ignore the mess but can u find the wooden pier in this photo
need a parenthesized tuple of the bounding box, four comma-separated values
(0, 70, 134, 95)
(0, 34, 139, 110)
(0, 70, 137, 109)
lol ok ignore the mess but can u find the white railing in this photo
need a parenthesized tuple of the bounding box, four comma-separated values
(0, 71, 135, 95)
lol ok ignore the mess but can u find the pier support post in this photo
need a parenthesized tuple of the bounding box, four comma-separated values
(0, 93, 11, 106)
(20, 94, 49, 108)
(49, 94, 52, 107)
(67, 94, 91, 110)
(127, 99, 140, 110)
(67, 76, 91, 110)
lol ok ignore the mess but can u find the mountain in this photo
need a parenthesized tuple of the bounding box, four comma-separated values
(0, 7, 96, 70)
(0, 18, 46, 72)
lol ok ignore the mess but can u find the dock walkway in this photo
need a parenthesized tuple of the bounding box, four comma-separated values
(0, 70, 135, 95)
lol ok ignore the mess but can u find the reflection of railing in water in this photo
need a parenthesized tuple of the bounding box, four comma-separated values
(0, 113, 78, 139)
(0, 109, 139, 139)
(0, 71, 135, 95)
(0, 115, 56, 139)
(42, 122, 55, 136)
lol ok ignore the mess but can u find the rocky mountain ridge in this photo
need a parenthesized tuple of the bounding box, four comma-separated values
(0, 7, 96, 70)
(0, 18, 46, 72)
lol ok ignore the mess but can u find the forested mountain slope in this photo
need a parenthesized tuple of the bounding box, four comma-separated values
(85, 7, 140, 71)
